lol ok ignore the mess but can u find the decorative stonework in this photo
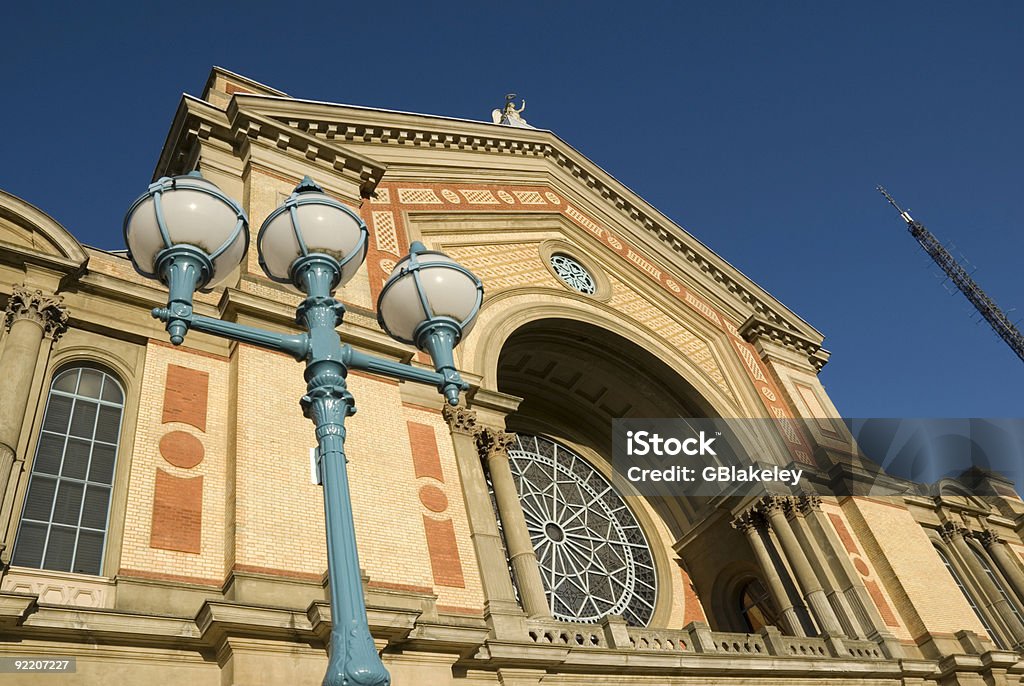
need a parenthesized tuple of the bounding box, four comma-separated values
(442, 405, 479, 435)
(475, 427, 516, 460)
(371, 180, 815, 466)
(4, 285, 70, 340)
(939, 521, 969, 542)
(975, 528, 1002, 547)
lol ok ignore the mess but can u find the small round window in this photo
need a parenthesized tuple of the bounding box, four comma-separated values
(550, 254, 596, 294)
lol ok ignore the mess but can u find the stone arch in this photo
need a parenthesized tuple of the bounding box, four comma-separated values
(462, 287, 742, 419)
(0, 190, 88, 267)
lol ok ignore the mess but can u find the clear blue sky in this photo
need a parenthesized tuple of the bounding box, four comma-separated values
(1, 2, 1021, 417)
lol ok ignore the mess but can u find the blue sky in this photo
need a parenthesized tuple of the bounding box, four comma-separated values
(1, 2, 1021, 417)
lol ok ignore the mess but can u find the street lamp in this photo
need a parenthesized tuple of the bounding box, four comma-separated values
(124, 172, 483, 686)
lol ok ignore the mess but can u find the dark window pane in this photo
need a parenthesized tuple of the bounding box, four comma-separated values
(77, 370, 103, 399)
(52, 481, 84, 525)
(94, 405, 122, 444)
(100, 377, 123, 404)
(73, 529, 104, 575)
(69, 401, 97, 438)
(43, 526, 76, 571)
(89, 443, 116, 484)
(62, 438, 90, 479)
(43, 395, 73, 433)
(12, 522, 47, 568)
(80, 486, 110, 530)
(34, 433, 65, 475)
(52, 370, 78, 393)
(23, 476, 57, 521)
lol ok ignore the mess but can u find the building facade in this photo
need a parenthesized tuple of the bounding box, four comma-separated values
(1, 68, 1023, 685)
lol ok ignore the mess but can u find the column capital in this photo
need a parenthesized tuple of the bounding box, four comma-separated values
(4, 285, 70, 340)
(939, 521, 969, 542)
(975, 528, 1003, 548)
(442, 404, 480, 436)
(476, 427, 517, 460)
(756, 494, 794, 517)
(731, 510, 764, 533)
(796, 493, 822, 515)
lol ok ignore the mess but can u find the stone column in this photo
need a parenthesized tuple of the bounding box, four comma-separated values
(943, 522, 1024, 646)
(0, 286, 69, 555)
(732, 510, 805, 636)
(477, 427, 549, 618)
(977, 528, 1024, 603)
(441, 406, 524, 636)
(757, 496, 845, 635)
(790, 495, 861, 637)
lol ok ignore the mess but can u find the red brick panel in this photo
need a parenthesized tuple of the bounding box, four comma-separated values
(419, 484, 449, 513)
(150, 469, 203, 554)
(407, 421, 444, 482)
(864, 579, 900, 627)
(158, 430, 205, 469)
(828, 512, 860, 554)
(162, 365, 209, 431)
(680, 566, 707, 625)
(422, 515, 465, 588)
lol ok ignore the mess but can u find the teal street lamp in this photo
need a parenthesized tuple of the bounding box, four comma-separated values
(124, 172, 483, 686)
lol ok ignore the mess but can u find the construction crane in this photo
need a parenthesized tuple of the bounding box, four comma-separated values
(878, 186, 1024, 364)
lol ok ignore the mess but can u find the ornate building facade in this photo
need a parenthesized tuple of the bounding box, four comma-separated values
(1, 68, 1023, 685)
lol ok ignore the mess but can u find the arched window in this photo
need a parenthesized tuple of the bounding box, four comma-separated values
(11, 367, 124, 576)
(935, 544, 1003, 648)
(739, 578, 778, 633)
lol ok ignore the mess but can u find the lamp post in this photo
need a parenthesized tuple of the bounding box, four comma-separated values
(124, 172, 483, 686)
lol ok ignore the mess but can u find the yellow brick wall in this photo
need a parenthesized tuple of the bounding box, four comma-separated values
(842, 497, 988, 641)
(121, 342, 230, 582)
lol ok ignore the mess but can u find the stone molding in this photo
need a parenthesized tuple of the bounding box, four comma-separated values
(3, 285, 70, 340)
(739, 315, 829, 370)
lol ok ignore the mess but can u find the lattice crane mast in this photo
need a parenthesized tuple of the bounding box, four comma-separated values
(878, 186, 1024, 364)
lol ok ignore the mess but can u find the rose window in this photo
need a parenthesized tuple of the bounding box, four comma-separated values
(504, 434, 657, 625)
(550, 254, 597, 294)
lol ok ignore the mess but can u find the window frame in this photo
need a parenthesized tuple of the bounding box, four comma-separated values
(11, 368, 124, 577)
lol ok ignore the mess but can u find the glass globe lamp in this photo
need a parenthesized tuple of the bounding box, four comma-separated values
(123, 171, 249, 289)
(257, 176, 367, 290)
(377, 242, 483, 347)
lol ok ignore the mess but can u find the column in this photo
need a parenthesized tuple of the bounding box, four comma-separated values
(977, 528, 1024, 603)
(757, 496, 845, 635)
(943, 522, 1024, 646)
(799, 498, 893, 642)
(0, 286, 69, 556)
(477, 427, 549, 618)
(790, 495, 861, 637)
(732, 510, 804, 636)
(441, 406, 525, 636)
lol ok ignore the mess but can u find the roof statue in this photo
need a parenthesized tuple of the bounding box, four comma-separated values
(491, 93, 534, 128)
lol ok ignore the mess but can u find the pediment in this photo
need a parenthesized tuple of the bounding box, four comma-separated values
(156, 67, 825, 352)
(0, 189, 88, 267)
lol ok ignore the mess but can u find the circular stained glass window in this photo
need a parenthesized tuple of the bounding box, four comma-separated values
(550, 254, 597, 294)
(506, 434, 657, 626)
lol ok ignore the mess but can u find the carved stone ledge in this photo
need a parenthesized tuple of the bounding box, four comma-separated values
(4, 285, 70, 340)
(739, 315, 829, 371)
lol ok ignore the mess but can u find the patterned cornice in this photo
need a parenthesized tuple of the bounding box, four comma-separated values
(157, 91, 826, 342)
(4, 285, 70, 340)
(739, 315, 830, 371)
